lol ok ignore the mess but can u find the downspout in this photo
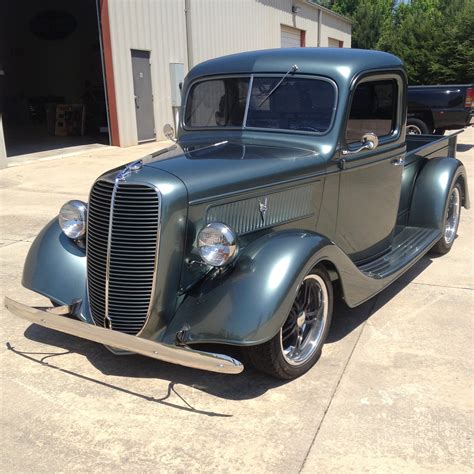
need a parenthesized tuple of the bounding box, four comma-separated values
(317, 7, 322, 47)
(185, 0, 193, 70)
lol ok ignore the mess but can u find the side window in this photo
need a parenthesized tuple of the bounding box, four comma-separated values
(345, 79, 397, 144)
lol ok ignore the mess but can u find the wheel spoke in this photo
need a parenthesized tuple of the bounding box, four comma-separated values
(304, 281, 311, 307)
(282, 323, 296, 337)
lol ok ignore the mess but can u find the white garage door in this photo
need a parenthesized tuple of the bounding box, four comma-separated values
(281, 25, 301, 48)
(328, 37, 342, 48)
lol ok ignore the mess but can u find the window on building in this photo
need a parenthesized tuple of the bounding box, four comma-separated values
(345, 79, 398, 143)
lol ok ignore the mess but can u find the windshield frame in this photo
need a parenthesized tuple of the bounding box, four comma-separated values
(182, 73, 338, 136)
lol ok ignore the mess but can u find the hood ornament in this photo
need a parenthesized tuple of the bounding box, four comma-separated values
(115, 159, 143, 182)
(258, 196, 268, 222)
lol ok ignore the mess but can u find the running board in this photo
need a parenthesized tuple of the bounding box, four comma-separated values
(358, 227, 440, 279)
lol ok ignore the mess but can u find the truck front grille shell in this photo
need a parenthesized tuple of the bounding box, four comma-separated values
(86, 180, 160, 335)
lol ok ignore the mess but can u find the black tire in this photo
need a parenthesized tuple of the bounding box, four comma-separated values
(430, 182, 462, 255)
(406, 118, 430, 135)
(246, 266, 333, 380)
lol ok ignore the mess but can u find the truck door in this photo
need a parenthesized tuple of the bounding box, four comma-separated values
(335, 73, 406, 263)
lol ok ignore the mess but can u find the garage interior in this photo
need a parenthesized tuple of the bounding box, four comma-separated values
(0, 0, 109, 160)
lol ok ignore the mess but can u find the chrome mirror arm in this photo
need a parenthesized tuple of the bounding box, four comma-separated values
(341, 131, 379, 156)
(341, 141, 373, 156)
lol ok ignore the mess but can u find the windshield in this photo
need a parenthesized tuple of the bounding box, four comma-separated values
(184, 75, 336, 134)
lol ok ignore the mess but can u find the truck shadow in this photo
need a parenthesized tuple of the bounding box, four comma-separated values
(457, 143, 473, 152)
(15, 254, 433, 405)
(326, 255, 432, 343)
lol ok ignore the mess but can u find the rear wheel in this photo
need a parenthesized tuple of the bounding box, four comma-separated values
(431, 182, 462, 255)
(406, 118, 430, 135)
(246, 266, 333, 379)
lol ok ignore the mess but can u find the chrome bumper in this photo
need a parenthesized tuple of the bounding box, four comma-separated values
(4, 297, 243, 375)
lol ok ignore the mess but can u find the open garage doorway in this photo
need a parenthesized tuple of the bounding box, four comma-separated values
(0, 0, 109, 162)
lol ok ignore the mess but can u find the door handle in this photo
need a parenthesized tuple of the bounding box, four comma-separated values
(134, 95, 139, 108)
(391, 157, 405, 166)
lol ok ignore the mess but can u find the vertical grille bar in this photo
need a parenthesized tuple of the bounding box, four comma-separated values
(87, 179, 161, 335)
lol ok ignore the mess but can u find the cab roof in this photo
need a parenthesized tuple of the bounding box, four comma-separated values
(186, 48, 404, 84)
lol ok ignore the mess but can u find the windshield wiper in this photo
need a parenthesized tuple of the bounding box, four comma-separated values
(257, 64, 299, 107)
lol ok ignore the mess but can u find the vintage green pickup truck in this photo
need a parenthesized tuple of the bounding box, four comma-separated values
(5, 48, 469, 379)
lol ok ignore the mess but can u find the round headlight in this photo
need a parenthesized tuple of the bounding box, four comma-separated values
(59, 200, 87, 239)
(198, 223, 238, 267)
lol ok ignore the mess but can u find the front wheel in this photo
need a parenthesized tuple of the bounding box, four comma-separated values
(431, 182, 462, 255)
(246, 266, 333, 379)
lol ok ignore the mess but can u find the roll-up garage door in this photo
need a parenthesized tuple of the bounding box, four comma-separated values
(281, 25, 302, 48)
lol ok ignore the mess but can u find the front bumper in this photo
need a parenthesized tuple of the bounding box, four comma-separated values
(4, 297, 243, 375)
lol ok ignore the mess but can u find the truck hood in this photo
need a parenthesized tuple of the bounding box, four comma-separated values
(143, 140, 328, 203)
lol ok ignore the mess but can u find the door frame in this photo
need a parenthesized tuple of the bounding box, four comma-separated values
(333, 71, 408, 263)
(336, 70, 407, 167)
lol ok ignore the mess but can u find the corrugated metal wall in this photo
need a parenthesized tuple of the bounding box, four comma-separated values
(107, 0, 188, 147)
(107, 0, 351, 146)
(188, 0, 322, 65)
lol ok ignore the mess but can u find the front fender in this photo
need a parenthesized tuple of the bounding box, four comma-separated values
(162, 230, 335, 346)
(22, 218, 91, 321)
(409, 157, 470, 229)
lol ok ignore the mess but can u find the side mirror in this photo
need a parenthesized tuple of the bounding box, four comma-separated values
(163, 123, 176, 142)
(342, 132, 379, 155)
(361, 132, 379, 150)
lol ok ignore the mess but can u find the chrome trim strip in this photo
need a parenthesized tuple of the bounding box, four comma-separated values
(242, 74, 253, 128)
(4, 297, 243, 375)
(105, 180, 119, 328)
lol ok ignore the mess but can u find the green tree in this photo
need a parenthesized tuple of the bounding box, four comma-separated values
(377, 0, 445, 84)
(333, 0, 395, 50)
(429, 0, 474, 83)
(331, 0, 473, 84)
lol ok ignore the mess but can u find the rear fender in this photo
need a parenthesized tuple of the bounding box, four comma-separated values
(409, 157, 470, 230)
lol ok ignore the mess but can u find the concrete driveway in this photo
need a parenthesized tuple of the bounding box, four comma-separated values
(1, 130, 472, 472)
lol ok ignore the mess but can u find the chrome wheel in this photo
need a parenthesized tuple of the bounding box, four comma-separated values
(280, 274, 329, 366)
(406, 124, 422, 135)
(444, 186, 461, 245)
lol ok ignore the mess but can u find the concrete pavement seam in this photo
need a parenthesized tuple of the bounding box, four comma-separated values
(298, 296, 379, 473)
(412, 282, 473, 291)
(0, 238, 33, 249)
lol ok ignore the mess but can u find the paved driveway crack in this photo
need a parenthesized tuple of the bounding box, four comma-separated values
(298, 295, 379, 473)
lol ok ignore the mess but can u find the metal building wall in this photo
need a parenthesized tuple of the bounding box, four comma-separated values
(107, 0, 188, 147)
(188, 0, 321, 65)
(320, 8, 352, 47)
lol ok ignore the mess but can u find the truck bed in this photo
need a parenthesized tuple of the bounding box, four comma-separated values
(406, 131, 461, 162)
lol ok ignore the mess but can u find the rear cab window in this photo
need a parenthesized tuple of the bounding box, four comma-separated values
(346, 79, 398, 143)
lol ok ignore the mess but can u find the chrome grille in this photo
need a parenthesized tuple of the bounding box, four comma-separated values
(87, 180, 160, 335)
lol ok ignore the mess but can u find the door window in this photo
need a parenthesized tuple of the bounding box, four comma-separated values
(345, 79, 397, 144)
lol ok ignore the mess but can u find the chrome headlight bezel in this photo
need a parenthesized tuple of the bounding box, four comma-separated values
(59, 200, 87, 240)
(197, 222, 238, 267)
